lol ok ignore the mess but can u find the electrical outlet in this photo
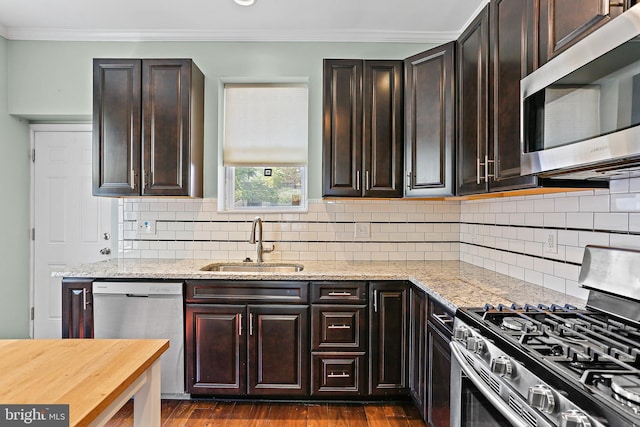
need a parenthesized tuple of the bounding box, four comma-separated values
(136, 219, 157, 236)
(544, 229, 558, 254)
(355, 222, 371, 238)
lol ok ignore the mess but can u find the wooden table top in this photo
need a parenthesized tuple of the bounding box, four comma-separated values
(0, 339, 169, 426)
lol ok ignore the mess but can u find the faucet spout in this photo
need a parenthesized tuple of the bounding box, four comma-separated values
(249, 216, 274, 263)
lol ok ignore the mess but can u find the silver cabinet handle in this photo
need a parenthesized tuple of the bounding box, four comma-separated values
(328, 372, 350, 378)
(433, 312, 454, 329)
(238, 313, 243, 336)
(328, 291, 351, 297)
(327, 324, 351, 330)
(406, 171, 412, 189)
(477, 155, 495, 184)
(356, 171, 360, 191)
(250, 313, 254, 336)
(373, 289, 378, 313)
(365, 170, 370, 191)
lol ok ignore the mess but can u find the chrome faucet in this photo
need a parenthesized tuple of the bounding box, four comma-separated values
(249, 217, 274, 263)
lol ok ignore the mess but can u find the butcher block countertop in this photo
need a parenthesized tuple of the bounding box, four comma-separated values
(57, 259, 586, 311)
(0, 339, 169, 426)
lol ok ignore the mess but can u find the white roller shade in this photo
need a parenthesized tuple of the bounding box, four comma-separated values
(223, 83, 309, 166)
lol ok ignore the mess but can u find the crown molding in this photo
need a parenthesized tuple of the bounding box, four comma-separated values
(5, 27, 460, 44)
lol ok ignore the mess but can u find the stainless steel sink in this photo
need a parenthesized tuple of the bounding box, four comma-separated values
(201, 262, 304, 272)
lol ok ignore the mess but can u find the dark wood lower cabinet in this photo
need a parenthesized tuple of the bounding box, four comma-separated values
(409, 288, 427, 419)
(426, 298, 454, 427)
(61, 278, 93, 339)
(65, 278, 448, 424)
(248, 305, 309, 396)
(427, 323, 451, 427)
(185, 303, 308, 397)
(185, 304, 246, 395)
(369, 282, 409, 396)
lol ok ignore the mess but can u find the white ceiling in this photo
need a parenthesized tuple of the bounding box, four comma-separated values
(0, 0, 487, 43)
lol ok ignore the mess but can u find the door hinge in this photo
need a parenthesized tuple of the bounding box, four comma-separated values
(31, 307, 34, 321)
(31, 228, 35, 241)
(31, 149, 36, 163)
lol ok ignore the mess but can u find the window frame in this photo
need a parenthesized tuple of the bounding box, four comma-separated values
(217, 78, 309, 213)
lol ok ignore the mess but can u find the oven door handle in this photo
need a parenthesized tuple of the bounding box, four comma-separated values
(450, 342, 531, 427)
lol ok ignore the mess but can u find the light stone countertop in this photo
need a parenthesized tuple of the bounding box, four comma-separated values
(57, 259, 586, 312)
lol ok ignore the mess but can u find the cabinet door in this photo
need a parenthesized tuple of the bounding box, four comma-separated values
(404, 43, 455, 197)
(363, 60, 404, 197)
(248, 305, 309, 396)
(322, 59, 363, 197)
(185, 304, 246, 395)
(409, 288, 427, 419)
(92, 59, 141, 196)
(427, 322, 451, 427)
(61, 278, 93, 339)
(142, 59, 203, 197)
(456, 5, 490, 195)
(369, 282, 408, 396)
(537, 0, 629, 67)
(490, 0, 537, 192)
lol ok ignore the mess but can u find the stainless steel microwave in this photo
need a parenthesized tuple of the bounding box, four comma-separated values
(521, 4, 640, 180)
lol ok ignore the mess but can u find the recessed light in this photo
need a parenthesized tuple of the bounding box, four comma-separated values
(234, 0, 256, 6)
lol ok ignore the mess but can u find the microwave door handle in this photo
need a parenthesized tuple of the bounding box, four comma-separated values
(449, 342, 530, 427)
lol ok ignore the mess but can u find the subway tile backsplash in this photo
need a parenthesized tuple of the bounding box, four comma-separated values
(118, 177, 640, 300)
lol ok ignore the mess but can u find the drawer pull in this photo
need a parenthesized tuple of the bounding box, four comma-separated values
(327, 372, 350, 378)
(434, 312, 454, 327)
(327, 324, 351, 330)
(328, 291, 352, 296)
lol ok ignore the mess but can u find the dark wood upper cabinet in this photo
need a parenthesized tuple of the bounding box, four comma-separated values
(456, 5, 490, 195)
(93, 58, 204, 197)
(457, 0, 536, 196)
(404, 43, 456, 197)
(323, 59, 403, 198)
(490, 0, 537, 192)
(537, 0, 634, 67)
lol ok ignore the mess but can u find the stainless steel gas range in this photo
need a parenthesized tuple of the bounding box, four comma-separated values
(451, 246, 640, 427)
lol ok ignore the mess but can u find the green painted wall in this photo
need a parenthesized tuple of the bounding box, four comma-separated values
(7, 40, 434, 199)
(0, 36, 30, 338)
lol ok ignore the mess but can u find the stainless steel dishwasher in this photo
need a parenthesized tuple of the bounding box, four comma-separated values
(92, 281, 185, 397)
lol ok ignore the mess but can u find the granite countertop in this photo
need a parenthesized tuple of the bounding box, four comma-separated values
(57, 259, 586, 312)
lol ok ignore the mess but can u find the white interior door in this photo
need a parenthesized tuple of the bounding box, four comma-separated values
(32, 124, 113, 338)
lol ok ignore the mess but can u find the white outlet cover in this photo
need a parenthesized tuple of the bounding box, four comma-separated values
(355, 222, 371, 238)
(544, 229, 558, 254)
(136, 219, 157, 236)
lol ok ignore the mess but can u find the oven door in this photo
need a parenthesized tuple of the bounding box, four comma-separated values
(450, 342, 551, 427)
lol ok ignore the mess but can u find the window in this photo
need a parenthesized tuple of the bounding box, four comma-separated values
(221, 83, 309, 211)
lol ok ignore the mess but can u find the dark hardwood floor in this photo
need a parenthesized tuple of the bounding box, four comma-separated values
(106, 400, 427, 426)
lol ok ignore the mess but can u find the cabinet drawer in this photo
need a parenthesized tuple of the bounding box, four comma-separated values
(186, 281, 308, 304)
(311, 352, 366, 396)
(312, 305, 366, 351)
(311, 282, 367, 303)
(428, 297, 454, 336)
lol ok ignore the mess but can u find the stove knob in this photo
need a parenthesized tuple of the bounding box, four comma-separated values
(466, 336, 485, 355)
(560, 410, 592, 427)
(527, 384, 556, 413)
(490, 356, 514, 378)
(453, 326, 470, 343)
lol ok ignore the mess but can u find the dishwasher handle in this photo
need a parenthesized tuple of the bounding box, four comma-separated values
(125, 293, 150, 297)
